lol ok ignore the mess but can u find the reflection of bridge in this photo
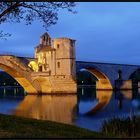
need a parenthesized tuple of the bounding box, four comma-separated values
(0, 32, 140, 94)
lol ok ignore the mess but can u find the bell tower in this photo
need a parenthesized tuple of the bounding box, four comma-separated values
(34, 32, 55, 74)
(40, 32, 51, 46)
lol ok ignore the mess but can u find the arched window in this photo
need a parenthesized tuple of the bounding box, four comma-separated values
(57, 62, 60, 68)
(118, 69, 122, 79)
(39, 66, 43, 72)
(43, 36, 45, 41)
(57, 44, 60, 49)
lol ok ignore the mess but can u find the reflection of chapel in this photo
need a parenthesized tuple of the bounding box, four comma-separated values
(32, 32, 76, 77)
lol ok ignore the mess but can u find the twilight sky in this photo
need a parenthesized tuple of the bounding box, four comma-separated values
(0, 2, 140, 65)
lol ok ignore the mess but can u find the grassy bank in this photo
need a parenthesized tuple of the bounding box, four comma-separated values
(1, 113, 139, 138)
(101, 115, 140, 138)
(0, 113, 102, 138)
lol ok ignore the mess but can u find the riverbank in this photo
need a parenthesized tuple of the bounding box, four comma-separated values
(1, 113, 140, 138)
(0, 113, 103, 138)
(101, 115, 140, 138)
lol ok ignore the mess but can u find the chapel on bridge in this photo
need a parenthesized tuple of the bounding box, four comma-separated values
(29, 32, 76, 78)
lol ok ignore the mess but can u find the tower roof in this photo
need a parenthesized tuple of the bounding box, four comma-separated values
(40, 32, 50, 38)
(40, 32, 51, 46)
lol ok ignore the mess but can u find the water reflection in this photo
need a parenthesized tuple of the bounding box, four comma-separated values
(1, 86, 140, 132)
(77, 87, 112, 115)
(75, 87, 140, 131)
(131, 88, 140, 109)
(14, 95, 77, 124)
(0, 87, 26, 97)
(114, 89, 140, 110)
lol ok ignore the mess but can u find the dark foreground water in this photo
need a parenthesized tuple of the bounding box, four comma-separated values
(0, 86, 140, 132)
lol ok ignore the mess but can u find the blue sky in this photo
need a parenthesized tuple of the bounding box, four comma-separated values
(1, 2, 140, 65)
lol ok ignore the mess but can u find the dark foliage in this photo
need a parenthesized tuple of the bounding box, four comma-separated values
(0, 71, 19, 86)
(0, 2, 76, 38)
(101, 115, 140, 138)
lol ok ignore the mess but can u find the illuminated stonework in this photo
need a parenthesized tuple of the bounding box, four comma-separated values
(28, 61, 38, 72)
(0, 32, 77, 94)
(29, 32, 76, 78)
(27, 32, 77, 94)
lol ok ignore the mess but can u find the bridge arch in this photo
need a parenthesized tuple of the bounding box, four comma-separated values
(0, 56, 39, 94)
(129, 68, 140, 89)
(77, 68, 112, 90)
(129, 68, 140, 79)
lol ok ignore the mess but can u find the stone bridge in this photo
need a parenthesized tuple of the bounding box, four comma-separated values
(0, 55, 140, 94)
(0, 55, 76, 94)
(0, 55, 42, 94)
(1, 32, 139, 94)
(76, 61, 140, 90)
(3, 32, 140, 117)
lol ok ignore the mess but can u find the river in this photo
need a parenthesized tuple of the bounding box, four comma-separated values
(0, 86, 140, 132)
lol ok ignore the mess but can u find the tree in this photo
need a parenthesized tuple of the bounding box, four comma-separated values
(0, 2, 76, 39)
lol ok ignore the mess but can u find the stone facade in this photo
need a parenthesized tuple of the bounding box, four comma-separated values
(76, 61, 140, 90)
(29, 33, 76, 77)
(28, 32, 77, 93)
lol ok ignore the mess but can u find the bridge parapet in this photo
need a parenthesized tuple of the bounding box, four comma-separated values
(31, 72, 50, 77)
(7, 56, 32, 72)
(76, 61, 140, 90)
